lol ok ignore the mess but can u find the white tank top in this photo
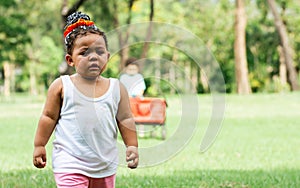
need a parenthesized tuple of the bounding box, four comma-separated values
(52, 75, 120, 178)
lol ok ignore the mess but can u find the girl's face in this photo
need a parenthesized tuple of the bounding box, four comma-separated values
(66, 33, 110, 79)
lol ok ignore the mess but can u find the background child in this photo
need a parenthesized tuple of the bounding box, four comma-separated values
(33, 12, 138, 188)
(119, 57, 146, 98)
(120, 58, 146, 137)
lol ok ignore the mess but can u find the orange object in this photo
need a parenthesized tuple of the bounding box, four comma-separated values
(64, 19, 95, 37)
(129, 97, 167, 125)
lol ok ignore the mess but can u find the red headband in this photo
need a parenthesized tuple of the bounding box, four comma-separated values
(63, 19, 95, 38)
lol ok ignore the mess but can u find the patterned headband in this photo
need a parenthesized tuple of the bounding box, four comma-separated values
(63, 18, 95, 38)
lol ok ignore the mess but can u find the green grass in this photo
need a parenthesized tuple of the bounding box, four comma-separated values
(0, 92, 300, 188)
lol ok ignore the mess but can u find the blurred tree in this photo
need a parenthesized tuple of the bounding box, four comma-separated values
(247, 1, 281, 92)
(234, 0, 251, 94)
(140, 0, 154, 60)
(0, 0, 30, 96)
(179, 0, 236, 93)
(1, 0, 300, 95)
(21, 0, 63, 94)
(267, 0, 299, 91)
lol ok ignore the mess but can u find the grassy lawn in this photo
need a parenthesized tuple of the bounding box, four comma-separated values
(0, 92, 299, 187)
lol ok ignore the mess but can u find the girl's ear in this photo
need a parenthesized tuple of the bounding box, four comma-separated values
(65, 54, 74, 66)
(106, 52, 110, 61)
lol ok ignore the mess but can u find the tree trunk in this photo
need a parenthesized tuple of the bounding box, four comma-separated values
(170, 52, 177, 94)
(154, 59, 161, 95)
(267, 0, 299, 91)
(114, 0, 134, 70)
(200, 69, 209, 93)
(140, 0, 154, 60)
(10, 64, 15, 94)
(3, 62, 10, 96)
(190, 63, 197, 94)
(29, 62, 38, 95)
(3, 62, 15, 97)
(277, 46, 287, 86)
(234, 0, 251, 94)
(184, 61, 190, 93)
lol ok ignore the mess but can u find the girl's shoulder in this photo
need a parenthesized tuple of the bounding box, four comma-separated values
(48, 77, 63, 99)
(50, 77, 63, 89)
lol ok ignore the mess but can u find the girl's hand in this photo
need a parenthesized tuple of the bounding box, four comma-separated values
(33, 146, 47, 168)
(126, 146, 139, 169)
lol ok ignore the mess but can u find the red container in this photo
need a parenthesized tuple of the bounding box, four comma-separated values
(129, 97, 167, 125)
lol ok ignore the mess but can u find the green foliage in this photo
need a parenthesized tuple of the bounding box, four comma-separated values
(15, 72, 30, 92)
(180, 1, 236, 93)
(37, 36, 62, 87)
(1, 0, 300, 94)
(0, 0, 16, 8)
(283, 0, 300, 69)
(102, 55, 121, 78)
(0, 1, 30, 65)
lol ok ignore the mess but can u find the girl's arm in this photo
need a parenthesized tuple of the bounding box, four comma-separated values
(116, 82, 139, 168)
(33, 78, 62, 168)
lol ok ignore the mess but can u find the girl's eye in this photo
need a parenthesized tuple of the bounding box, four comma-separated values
(96, 49, 105, 55)
(79, 50, 88, 56)
(78, 48, 104, 56)
(84, 48, 93, 56)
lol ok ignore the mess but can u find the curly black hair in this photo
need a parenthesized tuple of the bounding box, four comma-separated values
(64, 12, 108, 55)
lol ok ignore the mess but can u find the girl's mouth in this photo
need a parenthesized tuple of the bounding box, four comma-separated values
(89, 64, 100, 70)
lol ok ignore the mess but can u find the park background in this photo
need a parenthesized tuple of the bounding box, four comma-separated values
(1, 0, 300, 187)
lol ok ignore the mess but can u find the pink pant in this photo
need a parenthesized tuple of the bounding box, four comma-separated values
(54, 173, 116, 188)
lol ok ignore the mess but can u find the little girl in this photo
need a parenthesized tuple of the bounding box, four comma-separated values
(33, 12, 138, 188)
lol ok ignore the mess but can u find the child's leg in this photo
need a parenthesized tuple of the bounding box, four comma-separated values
(54, 173, 89, 188)
(139, 124, 145, 137)
(89, 174, 116, 188)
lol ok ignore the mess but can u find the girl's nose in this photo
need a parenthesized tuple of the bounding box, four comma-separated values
(88, 52, 98, 61)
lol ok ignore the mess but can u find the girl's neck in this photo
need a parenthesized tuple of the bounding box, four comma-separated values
(71, 73, 109, 98)
(74, 73, 101, 84)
